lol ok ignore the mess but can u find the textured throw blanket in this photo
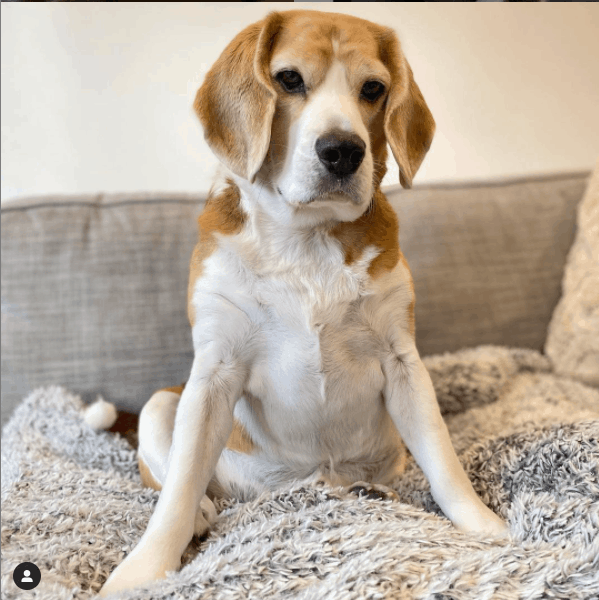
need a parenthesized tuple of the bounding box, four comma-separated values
(2, 345, 599, 599)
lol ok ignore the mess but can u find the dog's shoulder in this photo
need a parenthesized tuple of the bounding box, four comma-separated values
(187, 173, 245, 328)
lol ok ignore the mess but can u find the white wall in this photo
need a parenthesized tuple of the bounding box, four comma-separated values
(1, 2, 598, 204)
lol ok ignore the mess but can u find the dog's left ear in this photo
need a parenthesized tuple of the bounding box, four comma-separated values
(194, 12, 283, 183)
(379, 29, 436, 189)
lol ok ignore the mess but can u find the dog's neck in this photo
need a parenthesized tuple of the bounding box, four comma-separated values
(200, 167, 400, 282)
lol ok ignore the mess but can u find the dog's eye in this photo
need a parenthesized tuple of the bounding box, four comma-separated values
(361, 81, 385, 102)
(276, 70, 305, 94)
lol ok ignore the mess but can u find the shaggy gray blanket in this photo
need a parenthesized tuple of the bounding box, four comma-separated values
(2, 345, 599, 599)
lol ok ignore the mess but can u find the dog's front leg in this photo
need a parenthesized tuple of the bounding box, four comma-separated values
(100, 343, 246, 596)
(382, 347, 508, 537)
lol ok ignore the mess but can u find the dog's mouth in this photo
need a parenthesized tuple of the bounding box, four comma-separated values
(277, 172, 368, 209)
(294, 179, 362, 207)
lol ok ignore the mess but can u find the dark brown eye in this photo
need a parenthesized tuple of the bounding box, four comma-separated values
(361, 81, 385, 102)
(276, 70, 305, 94)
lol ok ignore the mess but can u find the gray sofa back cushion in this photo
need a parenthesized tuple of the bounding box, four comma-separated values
(2, 193, 203, 425)
(1, 172, 590, 426)
(388, 171, 589, 357)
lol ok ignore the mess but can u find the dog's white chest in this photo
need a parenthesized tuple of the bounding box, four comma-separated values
(251, 275, 383, 399)
(246, 273, 387, 458)
(193, 236, 393, 464)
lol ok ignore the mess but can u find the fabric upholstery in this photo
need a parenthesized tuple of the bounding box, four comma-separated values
(388, 171, 589, 356)
(545, 158, 599, 387)
(0, 172, 590, 428)
(1, 193, 205, 427)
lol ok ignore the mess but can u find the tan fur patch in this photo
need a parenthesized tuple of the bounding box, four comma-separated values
(139, 455, 162, 492)
(329, 186, 400, 279)
(226, 419, 257, 454)
(187, 181, 246, 327)
(369, 108, 389, 187)
(163, 384, 186, 395)
(396, 252, 416, 339)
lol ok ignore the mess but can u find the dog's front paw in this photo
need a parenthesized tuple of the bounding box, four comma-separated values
(454, 503, 509, 539)
(99, 536, 181, 597)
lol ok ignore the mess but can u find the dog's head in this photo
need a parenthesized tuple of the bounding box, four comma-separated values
(195, 10, 435, 216)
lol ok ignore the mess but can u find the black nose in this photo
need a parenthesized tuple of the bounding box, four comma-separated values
(315, 131, 366, 178)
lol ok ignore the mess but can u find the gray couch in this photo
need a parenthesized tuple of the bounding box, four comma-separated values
(1, 170, 591, 429)
(3, 170, 599, 600)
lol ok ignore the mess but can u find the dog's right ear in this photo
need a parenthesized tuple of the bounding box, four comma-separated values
(194, 12, 283, 184)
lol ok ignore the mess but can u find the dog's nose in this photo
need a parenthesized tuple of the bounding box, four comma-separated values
(315, 132, 366, 177)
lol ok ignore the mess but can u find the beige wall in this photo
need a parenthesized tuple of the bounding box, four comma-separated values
(1, 2, 598, 204)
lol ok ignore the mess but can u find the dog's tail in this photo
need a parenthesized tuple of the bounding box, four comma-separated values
(83, 396, 118, 430)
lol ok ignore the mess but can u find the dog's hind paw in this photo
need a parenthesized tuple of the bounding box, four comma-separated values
(346, 481, 399, 502)
(194, 495, 217, 537)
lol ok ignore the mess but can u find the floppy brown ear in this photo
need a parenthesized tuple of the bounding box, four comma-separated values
(380, 29, 436, 189)
(194, 12, 283, 183)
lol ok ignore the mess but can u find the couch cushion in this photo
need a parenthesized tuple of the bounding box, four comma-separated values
(1, 193, 205, 428)
(386, 170, 590, 357)
(545, 159, 599, 387)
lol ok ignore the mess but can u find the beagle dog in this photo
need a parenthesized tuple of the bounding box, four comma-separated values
(100, 9, 507, 595)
